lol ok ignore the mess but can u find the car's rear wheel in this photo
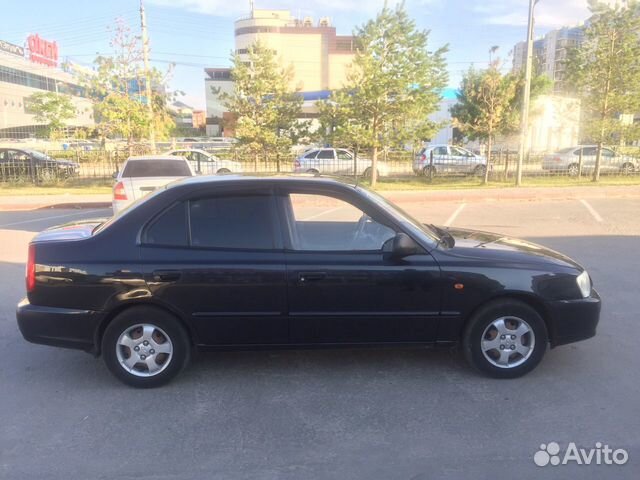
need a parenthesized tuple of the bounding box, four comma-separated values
(102, 306, 191, 388)
(567, 163, 579, 177)
(422, 165, 436, 177)
(473, 165, 487, 177)
(621, 162, 635, 175)
(216, 168, 231, 174)
(306, 169, 320, 176)
(463, 299, 548, 378)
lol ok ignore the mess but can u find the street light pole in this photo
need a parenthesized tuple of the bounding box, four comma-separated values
(516, 0, 538, 187)
(140, 0, 156, 153)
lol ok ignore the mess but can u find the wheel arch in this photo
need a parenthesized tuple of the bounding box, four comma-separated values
(93, 300, 197, 357)
(461, 292, 554, 345)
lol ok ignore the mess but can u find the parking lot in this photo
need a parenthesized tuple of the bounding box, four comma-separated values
(0, 193, 639, 479)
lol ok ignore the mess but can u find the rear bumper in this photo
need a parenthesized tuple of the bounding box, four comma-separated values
(16, 298, 103, 353)
(546, 289, 601, 347)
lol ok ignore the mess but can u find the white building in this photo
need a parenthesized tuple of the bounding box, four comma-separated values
(0, 37, 94, 139)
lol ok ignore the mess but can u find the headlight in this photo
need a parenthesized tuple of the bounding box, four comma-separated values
(576, 270, 591, 298)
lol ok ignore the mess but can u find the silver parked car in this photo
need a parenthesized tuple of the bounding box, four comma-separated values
(113, 156, 195, 213)
(542, 145, 638, 176)
(294, 148, 389, 177)
(166, 148, 243, 174)
(413, 144, 487, 176)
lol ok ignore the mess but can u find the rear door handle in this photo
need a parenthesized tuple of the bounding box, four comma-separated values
(152, 270, 181, 282)
(298, 272, 327, 283)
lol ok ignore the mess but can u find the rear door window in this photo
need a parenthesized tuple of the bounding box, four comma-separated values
(122, 159, 192, 177)
(145, 202, 189, 246)
(316, 150, 335, 160)
(189, 196, 275, 249)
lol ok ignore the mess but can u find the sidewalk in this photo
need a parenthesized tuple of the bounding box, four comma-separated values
(0, 185, 639, 211)
(0, 194, 111, 211)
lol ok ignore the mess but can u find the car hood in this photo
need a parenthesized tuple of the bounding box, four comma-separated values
(440, 226, 582, 270)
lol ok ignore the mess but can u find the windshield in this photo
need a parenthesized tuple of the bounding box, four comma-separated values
(25, 150, 53, 161)
(357, 186, 440, 245)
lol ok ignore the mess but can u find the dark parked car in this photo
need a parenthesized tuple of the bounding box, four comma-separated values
(0, 148, 80, 179)
(17, 176, 600, 387)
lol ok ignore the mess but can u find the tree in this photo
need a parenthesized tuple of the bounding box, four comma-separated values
(26, 91, 76, 139)
(217, 41, 305, 169)
(83, 19, 175, 149)
(566, 0, 640, 181)
(344, 2, 448, 186)
(450, 66, 518, 184)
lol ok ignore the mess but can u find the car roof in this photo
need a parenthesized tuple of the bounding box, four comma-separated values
(167, 148, 208, 153)
(126, 155, 188, 161)
(167, 174, 358, 191)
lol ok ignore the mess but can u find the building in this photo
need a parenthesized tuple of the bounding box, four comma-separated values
(0, 36, 94, 139)
(512, 26, 584, 92)
(205, 8, 356, 136)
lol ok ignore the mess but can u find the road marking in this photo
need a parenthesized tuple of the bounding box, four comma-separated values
(301, 206, 346, 221)
(0, 209, 109, 228)
(579, 199, 603, 223)
(444, 203, 466, 227)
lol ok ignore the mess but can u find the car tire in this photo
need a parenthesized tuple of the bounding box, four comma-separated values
(216, 168, 231, 174)
(102, 306, 191, 388)
(462, 299, 548, 379)
(422, 165, 436, 177)
(621, 163, 634, 175)
(567, 163, 579, 177)
(306, 169, 320, 176)
(473, 165, 487, 177)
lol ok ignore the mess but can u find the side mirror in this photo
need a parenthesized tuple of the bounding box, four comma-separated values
(112, 171, 118, 179)
(391, 233, 419, 259)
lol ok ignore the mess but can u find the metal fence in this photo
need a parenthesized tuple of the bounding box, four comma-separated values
(1, 146, 639, 185)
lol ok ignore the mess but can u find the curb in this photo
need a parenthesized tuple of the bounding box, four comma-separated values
(0, 202, 112, 212)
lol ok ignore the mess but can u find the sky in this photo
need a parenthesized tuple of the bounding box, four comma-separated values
(1, 0, 599, 110)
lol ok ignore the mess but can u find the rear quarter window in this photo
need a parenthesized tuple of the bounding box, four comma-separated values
(122, 159, 192, 177)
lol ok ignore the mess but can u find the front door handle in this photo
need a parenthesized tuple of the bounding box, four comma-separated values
(298, 272, 327, 283)
(152, 270, 181, 282)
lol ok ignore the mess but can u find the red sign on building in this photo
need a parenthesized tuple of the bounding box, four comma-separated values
(27, 34, 58, 67)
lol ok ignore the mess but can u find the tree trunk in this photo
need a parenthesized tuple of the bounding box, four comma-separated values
(371, 147, 379, 187)
(593, 141, 603, 182)
(483, 137, 492, 185)
(370, 117, 379, 187)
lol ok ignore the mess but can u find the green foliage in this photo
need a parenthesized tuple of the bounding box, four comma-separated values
(566, 0, 640, 180)
(26, 91, 76, 139)
(450, 66, 519, 183)
(318, 2, 448, 185)
(217, 41, 306, 162)
(82, 19, 175, 145)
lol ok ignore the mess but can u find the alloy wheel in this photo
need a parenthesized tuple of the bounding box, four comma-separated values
(116, 324, 174, 377)
(480, 316, 535, 369)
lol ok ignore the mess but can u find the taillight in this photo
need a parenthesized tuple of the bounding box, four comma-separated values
(554, 156, 562, 162)
(26, 243, 36, 293)
(294, 160, 301, 168)
(420, 154, 426, 161)
(113, 181, 127, 201)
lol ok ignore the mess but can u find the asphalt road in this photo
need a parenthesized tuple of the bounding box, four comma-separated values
(0, 196, 639, 480)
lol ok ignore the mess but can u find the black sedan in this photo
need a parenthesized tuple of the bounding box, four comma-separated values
(0, 148, 80, 179)
(17, 176, 601, 387)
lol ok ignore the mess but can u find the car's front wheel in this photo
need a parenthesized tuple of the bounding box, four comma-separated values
(463, 299, 548, 378)
(102, 306, 191, 388)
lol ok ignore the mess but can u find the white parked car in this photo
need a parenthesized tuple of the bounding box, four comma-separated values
(542, 145, 639, 176)
(294, 148, 389, 177)
(165, 148, 242, 175)
(413, 144, 487, 176)
(113, 156, 195, 213)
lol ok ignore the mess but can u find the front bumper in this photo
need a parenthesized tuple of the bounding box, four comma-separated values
(16, 298, 103, 353)
(546, 288, 601, 347)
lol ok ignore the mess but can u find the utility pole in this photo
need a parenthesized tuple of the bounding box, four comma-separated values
(140, 0, 156, 153)
(516, 0, 538, 186)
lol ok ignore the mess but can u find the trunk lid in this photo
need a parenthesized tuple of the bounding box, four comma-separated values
(31, 218, 107, 243)
(126, 176, 179, 201)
